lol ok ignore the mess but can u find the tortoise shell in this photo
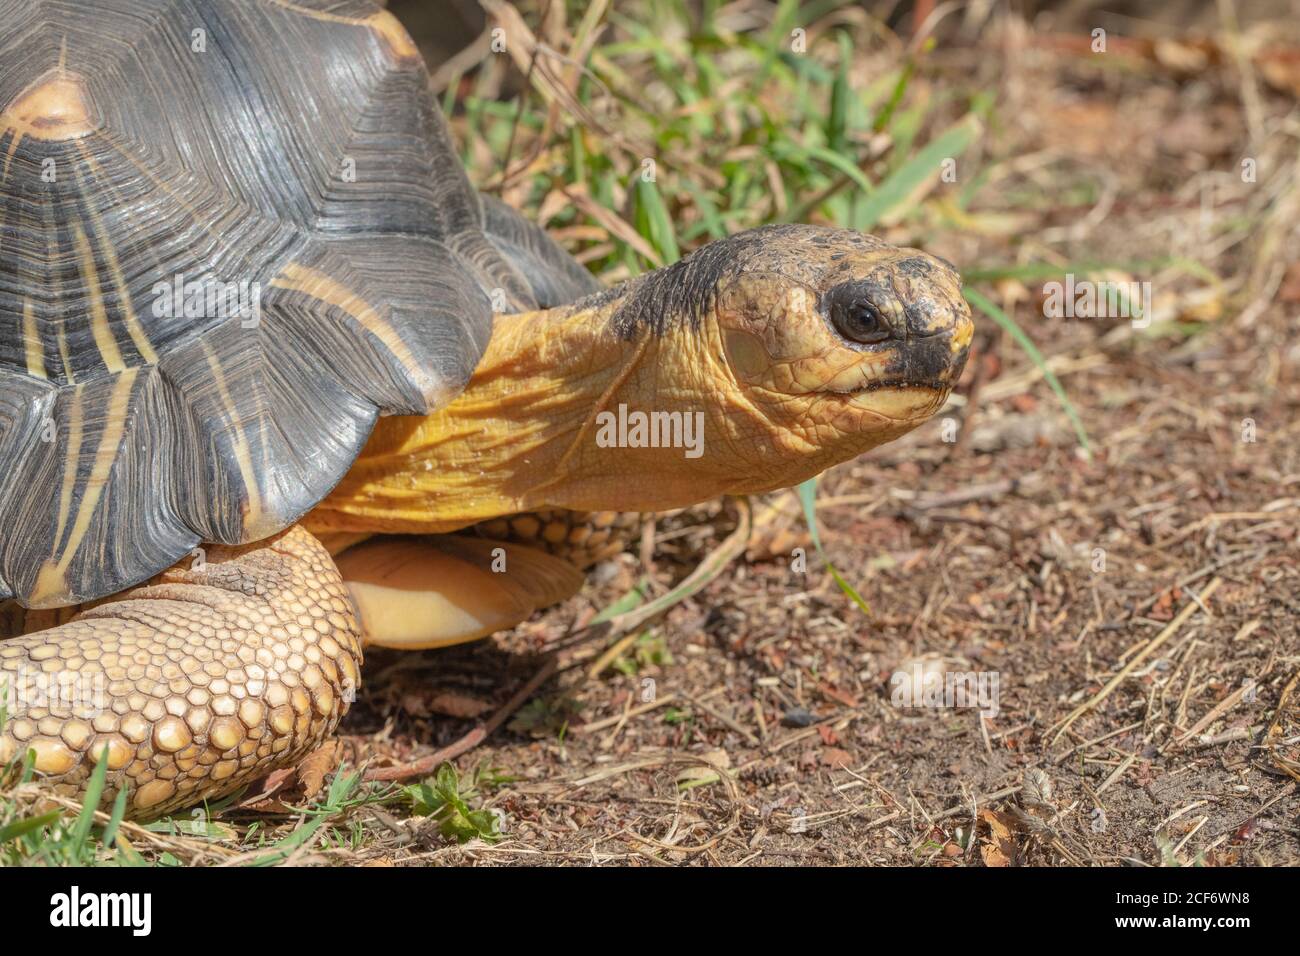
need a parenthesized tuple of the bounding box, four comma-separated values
(0, 0, 597, 608)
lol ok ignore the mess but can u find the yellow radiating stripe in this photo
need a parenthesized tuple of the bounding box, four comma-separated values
(271, 262, 436, 400)
(260, 0, 417, 57)
(56, 325, 75, 384)
(71, 221, 126, 373)
(31, 369, 138, 603)
(22, 299, 46, 379)
(261, 0, 368, 23)
(75, 142, 159, 364)
(199, 342, 264, 534)
(0, 152, 6, 252)
(51, 386, 82, 550)
(31, 383, 84, 603)
(1, 129, 22, 184)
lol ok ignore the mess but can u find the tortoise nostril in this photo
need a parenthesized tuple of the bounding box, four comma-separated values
(904, 305, 924, 335)
(904, 303, 946, 338)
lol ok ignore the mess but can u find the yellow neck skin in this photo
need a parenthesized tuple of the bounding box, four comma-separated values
(307, 293, 834, 536)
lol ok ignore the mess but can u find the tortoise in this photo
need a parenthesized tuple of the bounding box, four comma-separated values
(0, 0, 972, 819)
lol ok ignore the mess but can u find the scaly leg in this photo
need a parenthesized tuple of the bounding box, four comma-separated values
(0, 527, 362, 819)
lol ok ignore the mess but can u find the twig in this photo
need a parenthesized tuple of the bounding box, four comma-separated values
(1049, 578, 1221, 746)
(1169, 815, 1209, 861)
(1166, 675, 1260, 752)
(1052, 720, 1144, 765)
(687, 693, 761, 746)
(1095, 753, 1137, 797)
(570, 692, 677, 734)
(1187, 726, 1255, 749)
(550, 497, 752, 657)
(929, 784, 1020, 822)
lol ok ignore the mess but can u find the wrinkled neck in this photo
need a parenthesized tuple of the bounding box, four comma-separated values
(306, 290, 750, 536)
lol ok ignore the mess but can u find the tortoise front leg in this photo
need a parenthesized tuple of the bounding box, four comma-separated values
(0, 527, 362, 819)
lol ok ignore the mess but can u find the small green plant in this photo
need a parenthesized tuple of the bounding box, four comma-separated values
(244, 765, 380, 866)
(662, 706, 691, 725)
(402, 764, 510, 844)
(612, 631, 674, 675)
(1154, 831, 1206, 868)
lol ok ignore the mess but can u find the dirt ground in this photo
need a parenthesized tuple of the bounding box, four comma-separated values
(315, 6, 1300, 866)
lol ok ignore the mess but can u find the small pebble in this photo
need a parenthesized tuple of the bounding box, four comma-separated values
(781, 706, 816, 728)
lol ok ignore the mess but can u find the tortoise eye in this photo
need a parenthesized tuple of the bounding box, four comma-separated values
(832, 299, 892, 345)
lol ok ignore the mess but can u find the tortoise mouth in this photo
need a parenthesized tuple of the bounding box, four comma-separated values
(853, 379, 948, 393)
(841, 381, 951, 424)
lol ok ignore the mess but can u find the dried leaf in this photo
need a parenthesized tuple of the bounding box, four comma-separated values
(977, 809, 1019, 867)
(980, 841, 1012, 867)
(821, 747, 854, 769)
(818, 682, 860, 708)
(297, 740, 341, 801)
(1265, 671, 1300, 781)
(427, 692, 494, 720)
(1020, 768, 1054, 810)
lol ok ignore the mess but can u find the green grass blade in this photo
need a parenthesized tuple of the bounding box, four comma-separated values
(855, 114, 981, 230)
(100, 784, 129, 849)
(796, 477, 872, 616)
(828, 32, 852, 154)
(870, 61, 915, 133)
(68, 744, 111, 855)
(963, 287, 1092, 459)
(962, 258, 1191, 283)
(0, 810, 61, 844)
(633, 175, 681, 264)
(592, 577, 651, 625)
(799, 144, 875, 195)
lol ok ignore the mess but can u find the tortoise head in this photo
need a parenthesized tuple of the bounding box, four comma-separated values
(315, 225, 975, 527)
(640, 224, 974, 495)
(715, 223, 968, 398)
